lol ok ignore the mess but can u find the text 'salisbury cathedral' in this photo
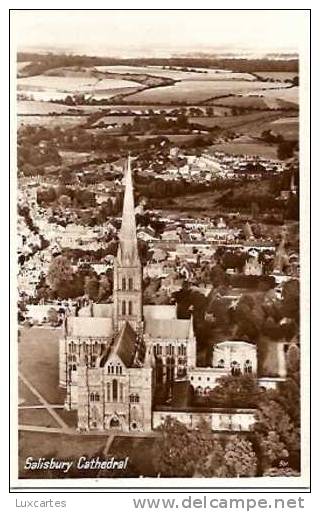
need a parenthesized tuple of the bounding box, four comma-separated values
(59, 157, 286, 432)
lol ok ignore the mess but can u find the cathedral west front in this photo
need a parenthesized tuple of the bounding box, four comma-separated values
(59, 157, 196, 432)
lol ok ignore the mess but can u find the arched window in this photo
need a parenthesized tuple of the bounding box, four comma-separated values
(128, 277, 133, 291)
(244, 359, 252, 374)
(120, 383, 124, 402)
(122, 277, 126, 291)
(122, 301, 126, 315)
(218, 359, 225, 368)
(112, 379, 118, 402)
(115, 364, 122, 375)
(231, 361, 241, 376)
(90, 392, 95, 402)
(106, 382, 111, 402)
(128, 301, 132, 315)
(95, 392, 100, 402)
(196, 386, 203, 396)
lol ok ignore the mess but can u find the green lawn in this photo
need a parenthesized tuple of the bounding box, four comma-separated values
(19, 379, 40, 406)
(18, 431, 157, 479)
(108, 436, 157, 477)
(19, 409, 60, 428)
(19, 431, 109, 479)
(19, 327, 65, 405)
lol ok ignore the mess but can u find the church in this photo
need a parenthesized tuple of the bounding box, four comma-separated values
(59, 157, 284, 433)
(59, 157, 196, 432)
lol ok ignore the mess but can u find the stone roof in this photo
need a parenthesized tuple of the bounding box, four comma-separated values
(78, 303, 113, 318)
(215, 340, 256, 348)
(110, 321, 138, 367)
(143, 305, 177, 320)
(145, 318, 193, 340)
(66, 316, 113, 338)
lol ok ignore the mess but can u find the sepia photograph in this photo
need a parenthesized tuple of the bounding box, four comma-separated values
(10, 9, 310, 489)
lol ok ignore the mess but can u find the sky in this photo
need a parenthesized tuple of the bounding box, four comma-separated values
(11, 10, 309, 57)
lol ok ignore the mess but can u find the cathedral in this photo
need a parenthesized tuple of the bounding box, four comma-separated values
(59, 157, 196, 432)
(58, 157, 285, 433)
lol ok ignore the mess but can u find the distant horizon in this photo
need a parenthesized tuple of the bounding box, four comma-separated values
(17, 44, 299, 61)
(12, 10, 307, 59)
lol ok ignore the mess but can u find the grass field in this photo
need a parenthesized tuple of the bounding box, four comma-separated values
(19, 431, 109, 478)
(17, 115, 86, 127)
(108, 436, 157, 476)
(19, 326, 65, 405)
(190, 111, 288, 133)
(127, 81, 290, 104)
(211, 95, 270, 110)
(19, 379, 41, 406)
(18, 75, 142, 91)
(19, 408, 60, 428)
(17, 100, 112, 115)
(95, 65, 255, 81)
(249, 86, 299, 105)
(17, 74, 143, 102)
(268, 117, 299, 140)
(210, 142, 279, 159)
(253, 71, 298, 81)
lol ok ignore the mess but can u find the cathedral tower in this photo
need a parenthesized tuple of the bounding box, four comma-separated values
(113, 156, 143, 331)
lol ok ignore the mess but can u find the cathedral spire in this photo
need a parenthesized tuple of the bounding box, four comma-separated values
(117, 155, 139, 264)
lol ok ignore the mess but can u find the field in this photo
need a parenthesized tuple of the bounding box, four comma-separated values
(127, 81, 290, 104)
(19, 326, 65, 405)
(17, 74, 143, 101)
(18, 431, 157, 478)
(248, 86, 299, 105)
(19, 431, 108, 478)
(268, 116, 299, 140)
(19, 408, 60, 428)
(17, 115, 86, 127)
(253, 71, 298, 81)
(190, 111, 290, 134)
(17, 61, 31, 73)
(95, 65, 255, 81)
(209, 142, 279, 159)
(91, 115, 137, 127)
(17, 100, 112, 115)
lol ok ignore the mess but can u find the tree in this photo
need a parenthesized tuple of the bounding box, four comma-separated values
(210, 264, 226, 287)
(46, 256, 74, 296)
(254, 399, 300, 472)
(208, 375, 261, 408)
(47, 307, 59, 327)
(98, 275, 111, 302)
(153, 417, 223, 477)
(282, 279, 299, 322)
(277, 141, 295, 160)
(222, 436, 257, 477)
(58, 194, 72, 208)
(263, 462, 300, 477)
(234, 293, 265, 339)
(84, 276, 99, 301)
